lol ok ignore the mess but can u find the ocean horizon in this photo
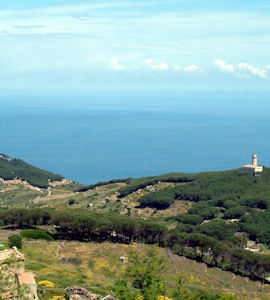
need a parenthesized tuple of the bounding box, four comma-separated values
(1, 94, 269, 185)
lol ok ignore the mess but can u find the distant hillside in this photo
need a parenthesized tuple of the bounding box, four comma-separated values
(3, 156, 270, 286)
(0, 154, 64, 188)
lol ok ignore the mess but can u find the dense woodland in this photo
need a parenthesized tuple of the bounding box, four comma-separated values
(0, 154, 63, 188)
(120, 169, 270, 211)
(111, 169, 270, 244)
(2, 208, 270, 283)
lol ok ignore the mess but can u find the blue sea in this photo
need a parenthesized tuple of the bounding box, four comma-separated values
(0, 93, 269, 184)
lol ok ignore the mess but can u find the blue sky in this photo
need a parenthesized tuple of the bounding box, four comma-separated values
(1, 0, 270, 95)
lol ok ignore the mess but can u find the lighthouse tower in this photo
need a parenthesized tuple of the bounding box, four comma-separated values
(242, 154, 263, 174)
(252, 154, 258, 166)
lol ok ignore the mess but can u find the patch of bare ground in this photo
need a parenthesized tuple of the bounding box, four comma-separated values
(33, 192, 75, 205)
(114, 182, 192, 219)
(0, 185, 19, 193)
(0, 177, 42, 192)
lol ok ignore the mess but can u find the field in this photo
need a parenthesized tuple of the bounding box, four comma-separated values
(1, 228, 270, 299)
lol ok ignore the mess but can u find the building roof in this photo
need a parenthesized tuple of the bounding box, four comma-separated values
(17, 272, 36, 285)
(243, 164, 263, 168)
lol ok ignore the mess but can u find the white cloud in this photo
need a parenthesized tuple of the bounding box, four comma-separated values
(237, 62, 267, 78)
(109, 58, 125, 70)
(183, 64, 200, 72)
(108, 59, 203, 74)
(214, 59, 234, 73)
(146, 59, 168, 71)
(214, 59, 268, 79)
(172, 65, 180, 70)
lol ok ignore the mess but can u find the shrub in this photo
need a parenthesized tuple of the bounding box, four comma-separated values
(200, 207, 219, 220)
(8, 234, 23, 249)
(241, 197, 268, 209)
(176, 214, 203, 225)
(138, 189, 176, 209)
(223, 200, 239, 209)
(68, 199, 76, 205)
(199, 220, 236, 241)
(66, 257, 82, 266)
(20, 229, 54, 241)
(223, 207, 247, 219)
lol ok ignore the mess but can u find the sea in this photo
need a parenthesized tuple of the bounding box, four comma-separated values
(0, 93, 269, 185)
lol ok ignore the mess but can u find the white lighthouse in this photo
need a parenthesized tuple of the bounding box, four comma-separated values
(242, 154, 263, 174)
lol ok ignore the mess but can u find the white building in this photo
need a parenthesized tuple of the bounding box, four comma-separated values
(242, 154, 263, 174)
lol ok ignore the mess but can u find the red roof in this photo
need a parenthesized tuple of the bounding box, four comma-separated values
(17, 273, 36, 285)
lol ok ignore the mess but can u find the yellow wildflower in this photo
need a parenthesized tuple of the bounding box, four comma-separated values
(157, 296, 173, 300)
(38, 280, 55, 288)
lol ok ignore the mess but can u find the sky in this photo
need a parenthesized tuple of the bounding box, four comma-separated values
(1, 0, 270, 95)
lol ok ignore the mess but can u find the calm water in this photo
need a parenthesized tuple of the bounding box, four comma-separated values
(0, 94, 269, 184)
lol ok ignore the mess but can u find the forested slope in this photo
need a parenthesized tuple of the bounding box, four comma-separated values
(0, 154, 64, 188)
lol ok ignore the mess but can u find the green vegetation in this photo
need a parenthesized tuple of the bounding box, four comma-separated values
(20, 229, 54, 241)
(117, 169, 270, 212)
(76, 178, 131, 192)
(120, 169, 270, 246)
(0, 185, 46, 208)
(8, 234, 23, 249)
(115, 246, 167, 299)
(3, 155, 270, 298)
(112, 245, 242, 300)
(118, 173, 192, 198)
(0, 154, 63, 188)
(2, 208, 270, 283)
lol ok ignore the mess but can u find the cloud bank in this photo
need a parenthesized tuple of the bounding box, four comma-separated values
(214, 59, 268, 79)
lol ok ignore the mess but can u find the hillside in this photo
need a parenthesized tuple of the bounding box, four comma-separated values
(0, 154, 65, 188)
(0, 229, 268, 299)
(2, 156, 270, 250)
(2, 155, 270, 298)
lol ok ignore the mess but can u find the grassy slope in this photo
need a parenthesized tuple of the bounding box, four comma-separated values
(0, 228, 269, 299)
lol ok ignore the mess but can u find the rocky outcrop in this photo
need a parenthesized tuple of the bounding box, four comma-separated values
(0, 177, 42, 192)
(65, 286, 116, 300)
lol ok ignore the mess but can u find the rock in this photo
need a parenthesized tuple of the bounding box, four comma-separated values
(99, 201, 106, 207)
(119, 256, 128, 264)
(101, 296, 116, 300)
(66, 286, 92, 297)
(66, 286, 117, 300)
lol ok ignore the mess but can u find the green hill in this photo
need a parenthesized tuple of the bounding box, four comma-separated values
(0, 154, 64, 188)
(2, 155, 270, 295)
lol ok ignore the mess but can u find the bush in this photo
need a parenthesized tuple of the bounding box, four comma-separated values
(200, 207, 219, 220)
(199, 219, 236, 241)
(176, 214, 203, 225)
(20, 229, 54, 241)
(223, 207, 247, 219)
(8, 234, 23, 249)
(241, 197, 268, 209)
(223, 200, 238, 209)
(139, 189, 175, 209)
(68, 199, 76, 205)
